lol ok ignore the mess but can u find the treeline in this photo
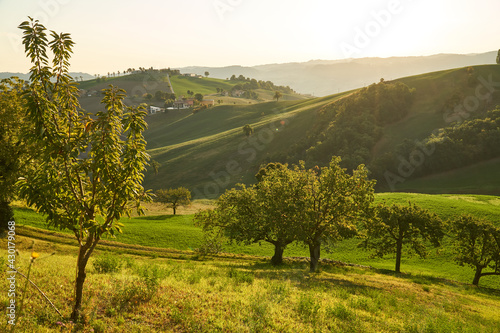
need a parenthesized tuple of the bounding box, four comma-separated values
(228, 74, 295, 94)
(268, 80, 415, 171)
(374, 107, 500, 185)
(195, 158, 500, 286)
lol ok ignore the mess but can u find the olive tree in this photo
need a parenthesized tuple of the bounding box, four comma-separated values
(16, 18, 150, 321)
(450, 215, 500, 286)
(360, 203, 444, 273)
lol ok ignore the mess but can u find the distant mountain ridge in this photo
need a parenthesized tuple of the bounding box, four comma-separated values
(0, 72, 94, 81)
(178, 51, 498, 96)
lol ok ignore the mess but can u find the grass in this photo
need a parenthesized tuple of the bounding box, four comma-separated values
(1, 238, 499, 332)
(11, 193, 500, 289)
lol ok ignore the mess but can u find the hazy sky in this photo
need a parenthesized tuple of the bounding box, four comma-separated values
(1, 0, 499, 74)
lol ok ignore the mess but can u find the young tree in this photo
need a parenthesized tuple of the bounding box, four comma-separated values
(360, 203, 444, 273)
(155, 187, 191, 215)
(16, 18, 151, 321)
(274, 91, 283, 102)
(242, 124, 254, 137)
(450, 215, 500, 286)
(205, 71, 210, 77)
(300, 157, 375, 272)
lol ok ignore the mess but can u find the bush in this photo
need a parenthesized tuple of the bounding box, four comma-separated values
(92, 253, 122, 274)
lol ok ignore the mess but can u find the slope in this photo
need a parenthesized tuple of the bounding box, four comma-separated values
(145, 65, 500, 196)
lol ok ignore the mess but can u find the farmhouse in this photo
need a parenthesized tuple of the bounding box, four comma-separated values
(149, 105, 164, 114)
(173, 98, 195, 109)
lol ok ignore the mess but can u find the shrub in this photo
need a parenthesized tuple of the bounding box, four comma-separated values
(92, 253, 122, 274)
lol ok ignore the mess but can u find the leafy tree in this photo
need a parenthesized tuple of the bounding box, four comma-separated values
(242, 124, 254, 137)
(16, 18, 151, 321)
(155, 187, 191, 215)
(194, 93, 204, 102)
(360, 203, 444, 273)
(155, 90, 166, 101)
(450, 215, 500, 286)
(0, 77, 30, 231)
(300, 157, 375, 272)
(205, 71, 210, 77)
(274, 91, 283, 102)
(497, 49, 500, 65)
(195, 165, 308, 265)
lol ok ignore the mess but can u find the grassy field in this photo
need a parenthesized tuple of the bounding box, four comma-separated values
(11, 193, 500, 290)
(1, 233, 500, 332)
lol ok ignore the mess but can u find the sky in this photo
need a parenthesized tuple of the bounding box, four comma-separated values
(1, 0, 499, 75)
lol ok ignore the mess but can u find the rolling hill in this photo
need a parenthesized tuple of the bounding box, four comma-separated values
(179, 51, 498, 96)
(141, 64, 500, 197)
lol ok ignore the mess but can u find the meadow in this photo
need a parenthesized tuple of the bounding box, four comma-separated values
(2, 193, 500, 332)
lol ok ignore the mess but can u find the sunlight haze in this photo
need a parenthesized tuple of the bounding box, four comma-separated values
(1, 0, 499, 74)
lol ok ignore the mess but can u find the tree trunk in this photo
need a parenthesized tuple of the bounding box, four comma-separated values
(395, 239, 403, 273)
(71, 237, 99, 321)
(173, 206, 176, 215)
(271, 243, 285, 266)
(472, 266, 483, 286)
(308, 240, 321, 272)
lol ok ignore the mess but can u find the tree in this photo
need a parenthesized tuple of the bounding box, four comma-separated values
(194, 93, 204, 102)
(205, 71, 210, 77)
(242, 124, 254, 137)
(450, 215, 500, 286)
(0, 77, 30, 231)
(155, 187, 191, 215)
(300, 157, 375, 272)
(360, 203, 444, 273)
(497, 49, 500, 65)
(195, 165, 308, 265)
(16, 18, 151, 321)
(273, 91, 283, 102)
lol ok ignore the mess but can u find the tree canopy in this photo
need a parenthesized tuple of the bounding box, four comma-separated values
(155, 187, 191, 215)
(450, 215, 500, 286)
(195, 157, 375, 270)
(360, 203, 444, 273)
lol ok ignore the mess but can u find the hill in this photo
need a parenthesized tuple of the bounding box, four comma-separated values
(179, 51, 498, 96)
(142, 64, 500, 196)
(76, 71, 307, 114)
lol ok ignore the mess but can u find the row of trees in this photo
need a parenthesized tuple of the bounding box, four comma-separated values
(195, 158, 500, 285)
(228, 74, 295, 94)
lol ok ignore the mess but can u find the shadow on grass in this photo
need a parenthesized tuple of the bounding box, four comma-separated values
(374, 268, 500, 295)
(131, 215, 179, 221)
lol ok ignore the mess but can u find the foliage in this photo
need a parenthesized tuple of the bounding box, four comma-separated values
(196, 157, 374, 270)
(299, 157, 375, 271)
(155, 187, 191, 215)
(274, 90, 283, 102)
(305, 81, 414, 171)
(449, 215, 500, 285)
(242, 124, 254, 137)
(16, 17, 150, 321)
(379, 107, 500, 182)
(360, 202, 444, 273)
(497, 49, 500, 65)
(93, 253, 122, 274)
(0, 77, 32, 230)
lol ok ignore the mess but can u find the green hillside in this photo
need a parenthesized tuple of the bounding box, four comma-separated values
(143, 65, 500, 196)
